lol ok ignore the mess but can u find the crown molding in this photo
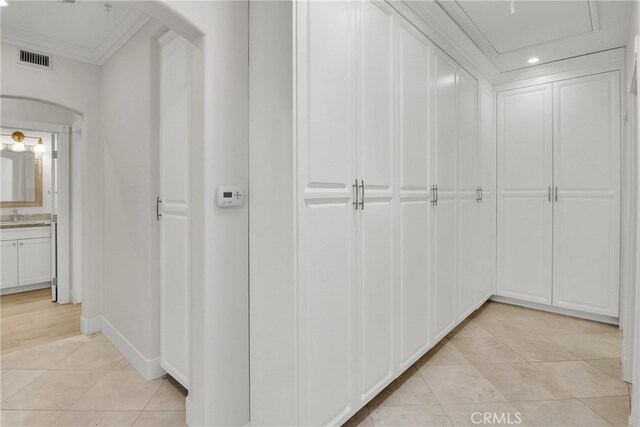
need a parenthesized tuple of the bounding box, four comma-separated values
(390, 0, 501, 85)
(496, 47, 625, 86)
(1, 7, 149, 65)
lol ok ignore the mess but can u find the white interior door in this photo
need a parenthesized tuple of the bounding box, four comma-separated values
(552, 72, 621, 316)
(297, 1, 355, 424)
(159, 32, 192, 389)
(397, 19, 431, 369)
(432, 49, 458, 341)
(457, 68, 478, 320)
(356, 0, 395, 403)
(497, 84, 553, 304)
(477, 84, 496, 304)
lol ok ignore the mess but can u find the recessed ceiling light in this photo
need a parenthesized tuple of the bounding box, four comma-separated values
(528, 57, 540, 64)
(0, 0, 10, 7)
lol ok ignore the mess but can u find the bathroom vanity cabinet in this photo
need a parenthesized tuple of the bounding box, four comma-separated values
(0, 226, 52, 292)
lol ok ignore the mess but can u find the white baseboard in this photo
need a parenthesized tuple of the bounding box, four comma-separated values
(80, 315, 101, 334)
(57, 291, 70, 304)
(490, 295, 620, 325)
(100, 316, 166, 381)
(185, 396, 195, 427)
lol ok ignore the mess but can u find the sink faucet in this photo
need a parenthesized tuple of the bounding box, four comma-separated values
(12, 209, 17, 223)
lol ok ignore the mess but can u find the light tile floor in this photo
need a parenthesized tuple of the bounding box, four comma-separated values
(345, 302, 631, 427)
(0, 332, 186, 426)
(0, 301, 630, 427)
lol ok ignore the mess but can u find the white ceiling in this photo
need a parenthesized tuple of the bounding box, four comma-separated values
(0, 1, 150, 65)
(437, 0, 631, 72)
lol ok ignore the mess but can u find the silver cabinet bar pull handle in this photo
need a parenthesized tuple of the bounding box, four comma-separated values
(548, 186, 551, 202)
(555, 186, 558, 203)
(434, 185, 438, 206)
(353, 179, 359, 210)
(359, 180, 365, 210)
(156, 196, 162, 221)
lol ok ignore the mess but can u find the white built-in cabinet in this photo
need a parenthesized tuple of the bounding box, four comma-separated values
(249, 1, 496, 425)
(497, 71, 621, 317)
(1, 227, 52, 291)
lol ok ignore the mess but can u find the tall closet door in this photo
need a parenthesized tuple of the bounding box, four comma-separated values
(159, 32, 191, 389)
(477, 84, 496, 304)
(296, 1, 356, 425)
(397, 20, 431, 368)
(552, 72, 621, 316)
(497, 84, 553, 304)
(431, 49, 458, 341)
(457, 68, 478, 320)
(356, 0, 395, 402)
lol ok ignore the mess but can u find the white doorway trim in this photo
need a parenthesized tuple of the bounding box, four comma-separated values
(1, 118, 80, 305)
(53, 128, 71, 303)
(632, 33, 640, 427)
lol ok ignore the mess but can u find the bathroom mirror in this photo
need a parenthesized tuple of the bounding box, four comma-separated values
(0, 150, 43, 207)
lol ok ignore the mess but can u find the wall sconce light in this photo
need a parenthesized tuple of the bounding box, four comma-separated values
(33, 138, 45, 153)
(11, 131, 26, 152)
(0, 131, 45, 153)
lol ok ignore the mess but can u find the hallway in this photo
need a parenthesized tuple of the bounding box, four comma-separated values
(345, 302, 630, 427)
(0, 300, 630, 426)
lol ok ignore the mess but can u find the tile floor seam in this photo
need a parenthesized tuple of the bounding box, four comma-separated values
(0, 369, 47, 403)
(438, 403, 455, 426)
(49, 341, 91, 371)
(141, 378, 167, 412)
(414, 365, 440, 406)
(585, 358, 626, 378)
(57, 368, 111, 412)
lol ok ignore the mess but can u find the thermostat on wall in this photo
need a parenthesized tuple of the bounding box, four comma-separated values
(216, 186, 244, 207)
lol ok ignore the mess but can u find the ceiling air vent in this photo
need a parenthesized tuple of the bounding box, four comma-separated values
(17, 49, 51, 69)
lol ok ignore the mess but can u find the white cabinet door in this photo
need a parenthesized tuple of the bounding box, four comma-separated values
(159, 32, 191, 389)
(397, 20, 431, 369)
(497, 84, 553, 304)
(18, 238, 52, 286)
(297, 1, 356, 424)
(357, 0, 395, 402)
(432, 49, 458, 341)
(477, 84, 497, 304)
(552, 72, 621, 316)
(1, 240, 18, 289)
(457, 68, 478, 320)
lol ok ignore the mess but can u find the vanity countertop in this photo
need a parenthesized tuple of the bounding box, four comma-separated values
(0, 220, 51, 230)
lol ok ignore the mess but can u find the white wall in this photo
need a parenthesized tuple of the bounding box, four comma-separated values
(135, 1, 250, 425)
(100, 19, 166, 373)
(248, 2, 295, 424)
(1, 42, 102, 326)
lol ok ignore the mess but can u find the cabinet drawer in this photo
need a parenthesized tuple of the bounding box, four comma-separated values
(1, 227, 51, 241)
